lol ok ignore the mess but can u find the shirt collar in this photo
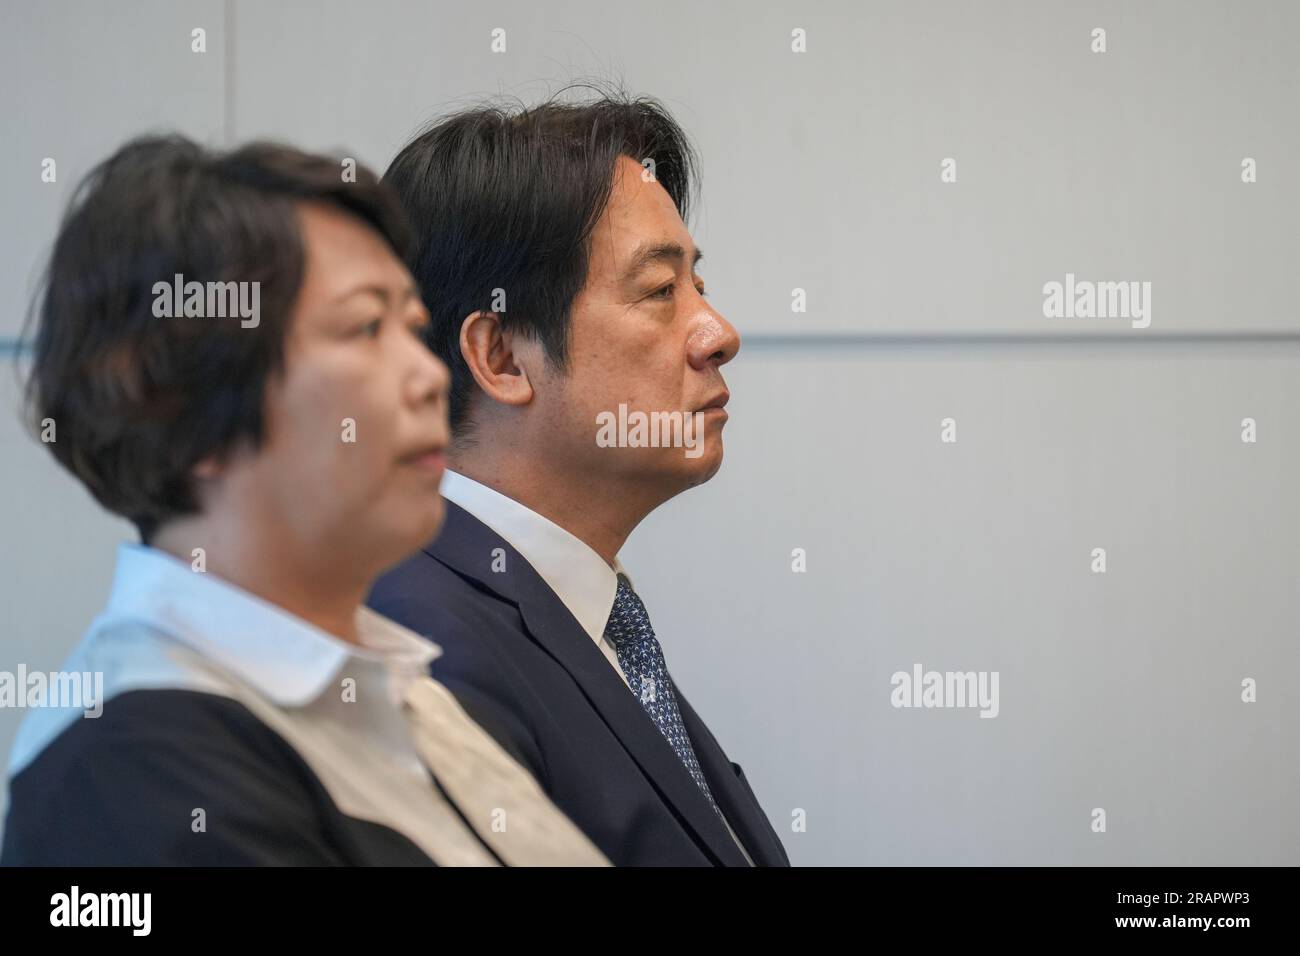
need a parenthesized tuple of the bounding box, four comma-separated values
(101, 543, 440, 708)
(439, 470, 627, 646)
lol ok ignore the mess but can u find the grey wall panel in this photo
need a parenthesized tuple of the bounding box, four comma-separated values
(0, 0, 227, 338)
(624, 347, 1300, 864)
(231, 0, 1300, 337)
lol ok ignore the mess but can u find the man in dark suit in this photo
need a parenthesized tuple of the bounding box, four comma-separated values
(369, 90, 789, 866)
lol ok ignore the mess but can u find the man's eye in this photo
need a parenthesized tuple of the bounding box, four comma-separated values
(358, 318, 382, 337)
(648, 284, 674, 300)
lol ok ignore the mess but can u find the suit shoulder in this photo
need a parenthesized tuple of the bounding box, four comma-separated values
(369, 551, 522, 649)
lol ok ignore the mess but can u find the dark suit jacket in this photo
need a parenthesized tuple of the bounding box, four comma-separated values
(367, 501, 790, 866)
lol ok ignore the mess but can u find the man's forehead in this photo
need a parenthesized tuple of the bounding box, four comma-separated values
(586, 157, 699, 275)
(622, 240, 704, 276)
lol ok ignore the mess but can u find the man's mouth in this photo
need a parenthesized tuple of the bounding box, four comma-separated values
(696, 390, 730, 412)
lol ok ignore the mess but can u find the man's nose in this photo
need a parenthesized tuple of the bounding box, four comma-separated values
(687, 306, 741, 370)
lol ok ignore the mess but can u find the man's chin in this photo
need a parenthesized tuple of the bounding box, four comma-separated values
(608, 443, 725, 494)
(679, 445, 725, 488)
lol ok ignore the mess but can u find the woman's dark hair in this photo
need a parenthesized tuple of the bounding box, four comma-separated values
(383, 85, 699, 437)
(21, 134, 411, 543)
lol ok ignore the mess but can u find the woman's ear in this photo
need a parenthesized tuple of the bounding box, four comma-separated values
(190, 435, 256, 484)
(459, 310, 536, 407)
(191, 455, 223, 480)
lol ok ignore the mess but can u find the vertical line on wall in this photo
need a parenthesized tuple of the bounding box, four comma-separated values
(223, 0, 237, 146)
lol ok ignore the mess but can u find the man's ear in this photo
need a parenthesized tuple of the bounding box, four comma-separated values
(459, 310, 536, 407)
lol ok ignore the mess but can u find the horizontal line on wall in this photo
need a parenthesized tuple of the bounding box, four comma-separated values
(739, 330, 1300, 349)
(4, 330, 1300, 358)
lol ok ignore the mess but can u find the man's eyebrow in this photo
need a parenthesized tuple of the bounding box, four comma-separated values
(331, 282, 419, 305)
(622, 241, 705, 279)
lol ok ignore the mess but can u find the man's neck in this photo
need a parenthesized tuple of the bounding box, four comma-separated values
(452, 455, 655, 567)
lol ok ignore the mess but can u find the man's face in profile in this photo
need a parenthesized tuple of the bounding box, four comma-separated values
(534, 155, 740, 495)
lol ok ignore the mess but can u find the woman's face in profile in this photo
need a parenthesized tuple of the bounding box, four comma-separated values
(234, 201, 451, 572)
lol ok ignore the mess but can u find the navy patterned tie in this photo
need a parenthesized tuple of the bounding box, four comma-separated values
(604, 574, 721, 815)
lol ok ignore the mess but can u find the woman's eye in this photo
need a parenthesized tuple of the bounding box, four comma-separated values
(359, 318, 382, 337)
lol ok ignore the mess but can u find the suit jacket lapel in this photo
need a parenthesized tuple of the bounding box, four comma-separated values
(426, 501, 749, 866)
